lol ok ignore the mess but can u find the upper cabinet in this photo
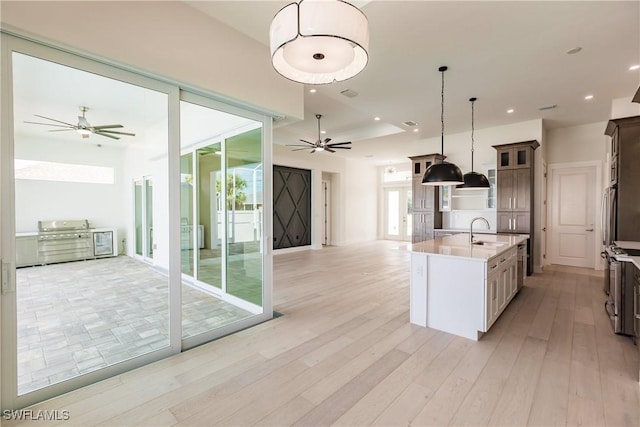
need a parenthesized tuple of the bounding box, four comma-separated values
(495, 141, 538, 170)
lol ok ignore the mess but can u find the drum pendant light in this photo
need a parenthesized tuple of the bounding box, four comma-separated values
(269, 0, 369, 85)
(457, 97, 490, 189)
(422, 66, 464, 186)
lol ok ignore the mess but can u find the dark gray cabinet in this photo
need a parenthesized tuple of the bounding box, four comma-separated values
(493, 140, 539, 274)
(409, 154, 444, 243)
(605, 116, 640, 242)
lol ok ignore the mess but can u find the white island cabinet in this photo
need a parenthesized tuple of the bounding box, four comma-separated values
(410, 233, 528, 340)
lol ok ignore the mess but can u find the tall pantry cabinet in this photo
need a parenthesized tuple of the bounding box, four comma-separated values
(605, 115, 640, 242)
(493, 140, 539, 275)
(409, 154, 444, 243)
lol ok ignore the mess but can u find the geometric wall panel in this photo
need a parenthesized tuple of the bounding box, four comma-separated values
(273, 165, 311, 249)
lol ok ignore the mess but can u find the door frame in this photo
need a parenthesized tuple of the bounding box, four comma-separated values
(546, 160, 602, 269)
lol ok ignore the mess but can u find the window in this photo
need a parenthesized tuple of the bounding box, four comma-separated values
(14, 159, 114, 184)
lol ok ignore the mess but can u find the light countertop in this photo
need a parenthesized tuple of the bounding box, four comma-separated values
(615, 241, 640, 250)
(410, 233, 529, 261)
(437, 228, 496, 235)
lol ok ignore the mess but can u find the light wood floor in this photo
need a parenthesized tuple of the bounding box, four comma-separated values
(7, 240, 639, 426)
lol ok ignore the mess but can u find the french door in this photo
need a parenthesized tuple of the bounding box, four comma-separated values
(384, 187, 412, 241)
(134, 176, 154, 262)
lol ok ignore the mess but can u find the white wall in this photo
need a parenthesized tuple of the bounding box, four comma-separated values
(546, 122, 608, 165)
(14, 136, 127, 233)
(273, 145, 378, 247)
(611, 96, 640, 119)
(0, 0, 302, 121)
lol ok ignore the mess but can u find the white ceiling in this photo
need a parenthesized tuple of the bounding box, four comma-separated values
(11, 1, 640, 167)
(187, 0, 640, 164)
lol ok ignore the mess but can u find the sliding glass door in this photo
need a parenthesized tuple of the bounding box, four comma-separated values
(1, 35, 272, 411)
(2, 41, 175, 410)
(179, 95, 265, 344)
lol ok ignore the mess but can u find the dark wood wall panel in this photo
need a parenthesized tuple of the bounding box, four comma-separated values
(273, 165, 311, 249)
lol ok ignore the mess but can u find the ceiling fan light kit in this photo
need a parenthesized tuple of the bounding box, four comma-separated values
(269, 0, 369, 84)
(422, 66, 464, 186)
(286, 114, 352, 153)
(457, 97, 490, 189)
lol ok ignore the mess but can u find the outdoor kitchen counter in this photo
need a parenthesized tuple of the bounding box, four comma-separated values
(409, 233, 528, 341)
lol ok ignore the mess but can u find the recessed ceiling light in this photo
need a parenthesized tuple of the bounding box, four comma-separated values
(585, 95, 594, 100)
(507, 109, 514, 114)
(413, 128, 419, 132)
(566, 47, 582, 55)
(309, 88, 317, 93)
(630, 64, 640, 71)
(320, 130, 326, 134)
(374, 117, 381, 121)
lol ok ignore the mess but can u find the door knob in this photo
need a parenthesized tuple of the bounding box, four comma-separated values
(586, 228, 594, 232)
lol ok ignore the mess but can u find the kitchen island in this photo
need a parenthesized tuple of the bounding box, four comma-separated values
(410, 233, 528, 340)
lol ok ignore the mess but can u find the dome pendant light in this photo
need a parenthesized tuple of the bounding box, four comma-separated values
(457, 97, 490, 189)
(422, 66, 464, 186)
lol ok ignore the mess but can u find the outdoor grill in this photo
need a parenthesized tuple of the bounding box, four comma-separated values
(37, 219, 93, 264)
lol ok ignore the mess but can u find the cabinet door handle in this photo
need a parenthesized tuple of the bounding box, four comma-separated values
(490, 264, 498, 270)
(508, 218, 512, 230)
(585, 228, 594, 232)
(508, 197, 512, 209)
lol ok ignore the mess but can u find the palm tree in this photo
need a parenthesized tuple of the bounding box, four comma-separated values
(216, 174, 248, 210)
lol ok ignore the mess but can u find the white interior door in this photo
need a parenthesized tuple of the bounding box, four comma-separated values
(384, 187, 411, 241)
(548, 163, 597, 268)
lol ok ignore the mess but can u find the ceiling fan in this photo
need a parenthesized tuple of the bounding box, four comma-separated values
(24, 106, 136, 140)
(287, 114, 352, 153)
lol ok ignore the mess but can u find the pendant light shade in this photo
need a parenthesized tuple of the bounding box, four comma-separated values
(457, 97, 490, 189)
(422, 66, 464, 186)
(269, 0, 369, 85)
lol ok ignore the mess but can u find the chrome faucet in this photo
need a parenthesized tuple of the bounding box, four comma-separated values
(470, 216, 490, 244)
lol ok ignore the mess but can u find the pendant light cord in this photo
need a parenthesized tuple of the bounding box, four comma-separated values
(470, 97, 475, 172)
(440, 68, 445, 162)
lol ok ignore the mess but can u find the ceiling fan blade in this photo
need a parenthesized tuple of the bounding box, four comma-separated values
(327, 141, 352, 147)
(291, 147, 311, 151)
(286, 144, 312, 147)
(331, 146, 351, 150)
(92, 124, 123, 129)
(94, 132, 120, 140)
(324, 137, 332, 143)
(24, 121, 74, 128)
(310, 149, 316, 154)
(34, 114, 76, 127)
(325, 147, 336, 153)
(96, 130, 136, 136)
(47, 128, 76, 132)
(298, 139, 315, 146)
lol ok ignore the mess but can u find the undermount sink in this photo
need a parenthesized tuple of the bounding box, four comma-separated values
(471, 240, 507, 247)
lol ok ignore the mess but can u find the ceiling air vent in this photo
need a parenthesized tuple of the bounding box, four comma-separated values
(538, 104, 557, 111)
(340, 89, 359, 98)
(402, 120, 419, 127)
